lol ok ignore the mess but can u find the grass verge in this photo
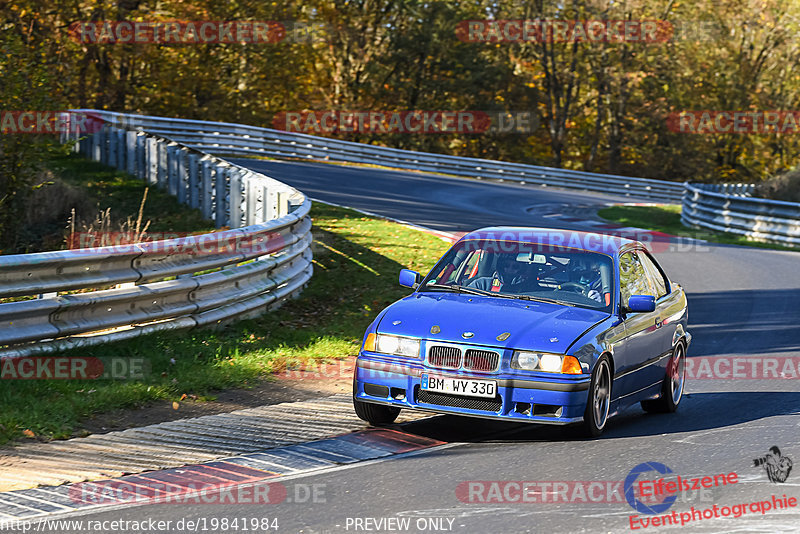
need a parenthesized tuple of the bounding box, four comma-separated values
(0, 159, 450, 446)
(52, 154, 217, 235)
(598, 205, 797, 252)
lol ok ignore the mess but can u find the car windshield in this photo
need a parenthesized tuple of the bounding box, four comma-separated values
(420, 239, 614, 312)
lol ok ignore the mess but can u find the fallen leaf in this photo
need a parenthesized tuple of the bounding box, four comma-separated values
(180, 393, 187, 401)
(23, 429, 35, 437)
(172, 401, 180, 410)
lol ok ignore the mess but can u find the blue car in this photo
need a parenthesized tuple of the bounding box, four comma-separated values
(353, 227, 691, 437)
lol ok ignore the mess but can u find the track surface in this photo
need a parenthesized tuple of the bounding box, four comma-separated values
(29, 160, 800, 533)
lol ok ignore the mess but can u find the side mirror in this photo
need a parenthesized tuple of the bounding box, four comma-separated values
(399, 269, 421, 288)
(627, 295, 656, 313)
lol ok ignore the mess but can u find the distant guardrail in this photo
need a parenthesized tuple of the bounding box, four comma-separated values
(682, 183, 800, 247)
(0, 114, 313, 358)
(72, 110, 685, 203)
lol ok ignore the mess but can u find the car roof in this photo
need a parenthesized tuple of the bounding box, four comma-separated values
(458, 226, 640, 256)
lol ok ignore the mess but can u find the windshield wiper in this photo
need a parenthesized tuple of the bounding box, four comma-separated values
(514, 294, 576, 307)
(422, 283, 494, 297)
(422, 283, 577, 307)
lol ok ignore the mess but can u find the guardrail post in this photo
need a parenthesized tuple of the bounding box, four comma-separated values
(262, 186, 276, 221)
(102, 125, 111, 165)
(126, 131, 138, 176)
(177, 148, 189, 204)
(215, 164, 228, 227)
(92, 127, 102, 162)
(77, 131, 87, 155)
(108, 127, 118, 168)
(167, 144, 179, 197)
(201, 157, 213, 220)
(245, 176, 257, 226)
(277, 191, 290, 217)
(137, 133, 146, 180)
(146, 137, 158, 185)
(188, 153, 200, 209)
(115, 129, 126, 171)
(157, 139, 168, 188)
(229, 169, 243, 228)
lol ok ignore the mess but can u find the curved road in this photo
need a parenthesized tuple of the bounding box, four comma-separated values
(42, 160, 800, 533)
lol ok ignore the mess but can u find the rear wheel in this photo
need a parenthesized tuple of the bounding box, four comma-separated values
(581, 356, 612, 437)
(641, 343, 686, 414)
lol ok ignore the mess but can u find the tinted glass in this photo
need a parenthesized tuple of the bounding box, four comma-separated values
(421, 240, 614, 311)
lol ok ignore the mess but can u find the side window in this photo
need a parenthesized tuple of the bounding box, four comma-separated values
(638, 251, 669, 298)
(619, 252, 654, 306)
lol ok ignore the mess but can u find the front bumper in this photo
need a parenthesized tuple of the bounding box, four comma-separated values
(354, 354, 591, 424)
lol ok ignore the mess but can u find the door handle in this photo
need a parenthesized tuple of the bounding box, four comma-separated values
(655, 318, 663, 329)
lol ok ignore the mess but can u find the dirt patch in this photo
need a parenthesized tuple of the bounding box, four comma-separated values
(77, 356, 356, 436)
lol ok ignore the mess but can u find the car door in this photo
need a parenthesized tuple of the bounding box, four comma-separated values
(638, 249, 684, 361)
(616, 250, 662, 399)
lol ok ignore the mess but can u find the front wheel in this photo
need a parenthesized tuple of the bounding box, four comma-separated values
(581, 356, 612, 437)
(641, 343, 686, 414)
(353, 394, 400, 426)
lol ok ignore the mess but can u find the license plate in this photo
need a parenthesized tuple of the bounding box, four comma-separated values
(421, 374, 497, 398)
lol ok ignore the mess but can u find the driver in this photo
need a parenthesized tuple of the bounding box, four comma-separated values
(570, 257, 603, 303)
(468, 254, 534, 293)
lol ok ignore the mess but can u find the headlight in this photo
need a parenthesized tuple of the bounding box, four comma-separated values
(512, 351, 583, 374)
(514, 351, 540, 370)
(539, 353, 563, 372)
(372, 334, 421, 358)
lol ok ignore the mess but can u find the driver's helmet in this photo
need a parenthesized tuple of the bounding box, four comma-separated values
(571, 256, 601, 289)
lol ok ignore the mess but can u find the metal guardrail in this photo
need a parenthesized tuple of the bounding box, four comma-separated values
(72, 109, 686, 203)
(682, 183, 800, 247)
(0, 115, 313, 358)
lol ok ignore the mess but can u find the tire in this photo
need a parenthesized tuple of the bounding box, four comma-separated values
(352, 381, 400, 425)
(641, 343, 686, 414)
(353, 398, 400, 425)
(581, 355, 612, 438)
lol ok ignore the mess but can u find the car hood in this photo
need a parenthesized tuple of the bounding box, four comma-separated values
(376, 292, 609, 353)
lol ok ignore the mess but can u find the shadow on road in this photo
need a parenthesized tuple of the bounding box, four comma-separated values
(394, 391, 800, 444)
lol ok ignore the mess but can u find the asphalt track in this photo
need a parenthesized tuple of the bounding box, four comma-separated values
(32, 160, 800, 533)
